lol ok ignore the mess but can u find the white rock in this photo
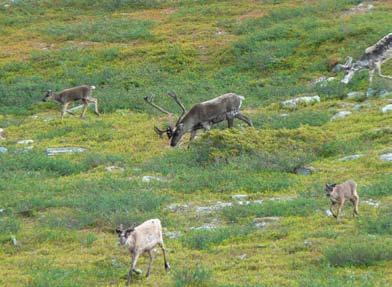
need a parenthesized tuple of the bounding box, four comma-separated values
(46, 147, 86, 156)
(142, 175, 164, 183)
(17, 139, 34, 145)
(0, 128, 5, 140)
(381, 104, 392, 113)
(281, 95, 320, 109)
(380, 153, 392, 162)
(190, 223, 219, 230)
(363, 199, 380, 208)
(0, 147, 7, 153)
(105, 166, 124, 172)
(331, 111, 352, 121)
(253, 217, 280, 228)
(166, 203, 189, 212)
(325, 209, 333, 217)
(195, 201, 233, 213)
(347, 91, 363, 100)
(231, 194, 249, 201)
(339, 154, 364, 161)
(164, 231, 181, 239)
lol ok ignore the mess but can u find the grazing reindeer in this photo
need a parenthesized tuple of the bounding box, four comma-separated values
(335, 33, 392, 85)
(42, 85, 99, 120)
(116, 219, 170, 285)
(325, 180, 359, 221)
(144, 92, 253, 147)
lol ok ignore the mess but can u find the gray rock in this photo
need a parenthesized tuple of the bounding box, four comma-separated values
(105, 166, 124, 172)
(46, 147, 87, 156)
(17, 139, 33, 145)
(366, 88, 376, 97)
(142, 175, 164, 183)
(231, 194, 249, 201)
(166, 203, 189, 213)
(0, 128, 5, 140)
(190, 223, 218, 231)
(379, 89, 391, 98)
(195, 201, 233, 213)
(339, 154, 364, 161)
(347, 91, 364, 100)
(363, 199, 380, 208)
(294, 166, 314, 176)
(164, 231, 182, 239)
(325, 209, 333, 217)
(0, 147, 7, 153)
(253, 217, 280, 228)
(380, 153, 392, 162)
(381, 104, 392, 113)
(331, 111, 352, 121)
(281, 95, 320, 109)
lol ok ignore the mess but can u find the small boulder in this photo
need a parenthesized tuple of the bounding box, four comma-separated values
(381, 104, 392, 113)
(347, 91, 364, 100)
(17, 139, 34, 145)
(380, 153, 392, 162)
(142, 175, 164, 183)
(281, 95, 320, 109)
(253, 217, 280, 228)
(331, 111, 352, 121)
(0, 128, 5, 140)
(294, 166, 314, 176)
(105, 166, 124, 172)
(46, 147, 86, 156)
(0, 147, 8, 153)
(231, 194, 249, 201)
(339, 154, 364, 161)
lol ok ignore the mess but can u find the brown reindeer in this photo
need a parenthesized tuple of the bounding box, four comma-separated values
(42, 85, 99, 120)
(325, 180, 359, 220)
(144, 92, 253, 147)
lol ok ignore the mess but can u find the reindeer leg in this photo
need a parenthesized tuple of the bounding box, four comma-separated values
(354, 196, 359, 217)
(189, 130, 197, 141)
(88, 97, 100, 116)
(336, 200, 344, 222)
(330, 203, 337, 218)
(127, 253, 140, 286)
(235, 113, 253, 127)
(159, 242, 170, 272)
(377, 62, 392, 80)
(61, 102, 70, 121)
(227, 117, 234, 128)
(146, 251, 154, 278)
(80, 99, 88, 119)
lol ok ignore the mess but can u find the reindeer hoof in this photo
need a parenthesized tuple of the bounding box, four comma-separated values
(133, 269, 142, 275)
(165, 262, 171, 271)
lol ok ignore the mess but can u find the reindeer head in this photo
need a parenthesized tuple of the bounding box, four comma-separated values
(325, 183, 337, 196)
(144, 92, 187, 147)
(115, 224, 135, 245)
(42, 90, 54, 102)
(339, 57, 365, 84)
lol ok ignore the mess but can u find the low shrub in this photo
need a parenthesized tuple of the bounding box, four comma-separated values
(181, 226, 253, 250)
(324, 239, 392, 267)
(358, 214, 392, 235)
(173, 265, 213, 287)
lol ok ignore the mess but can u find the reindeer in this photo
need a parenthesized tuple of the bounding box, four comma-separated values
(335, 32, 392, 85)
(325, 180, 359, 221)
(116, 219, 170, 285)
(144, 92, 253, 147)
(42, 85, 100, 120)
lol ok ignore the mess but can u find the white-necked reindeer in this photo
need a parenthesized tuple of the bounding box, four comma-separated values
(42, 85, 99, 120)
(335, 33, 392, 85)
(144, 92, 253, 147)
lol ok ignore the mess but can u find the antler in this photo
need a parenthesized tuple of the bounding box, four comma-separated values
(167, 91, 187, 125)
(144, 94, 173, 115)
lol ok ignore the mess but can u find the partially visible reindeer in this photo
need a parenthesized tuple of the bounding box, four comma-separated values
(144, 92, 253, 147)
(325, 180, 359, 221)
(42, 85, 100, 120)
(335, 32, 392, 85)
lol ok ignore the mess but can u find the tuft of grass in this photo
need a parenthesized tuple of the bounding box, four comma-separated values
(173, 265, 213, 287)
(324, 239, 392, 267)
(361, 176, 392, 197)
(181, 226, 254, 250)
(359, 214, 392, 235)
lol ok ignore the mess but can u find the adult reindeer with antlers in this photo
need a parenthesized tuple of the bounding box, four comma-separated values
(144, 92, 253, 147)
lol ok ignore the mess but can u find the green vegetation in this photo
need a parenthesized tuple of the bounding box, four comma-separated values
(1, 0, 392, 286)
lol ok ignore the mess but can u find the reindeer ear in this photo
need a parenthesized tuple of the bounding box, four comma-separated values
(115, 228, 122, 234)
(125, 227, 134, 237)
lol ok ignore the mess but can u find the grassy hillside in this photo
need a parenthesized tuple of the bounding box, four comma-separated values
(1, 0, 392, 286)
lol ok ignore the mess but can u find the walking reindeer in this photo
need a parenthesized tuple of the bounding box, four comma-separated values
(335, 32, 392, 85)
(144, 92, 253, 147)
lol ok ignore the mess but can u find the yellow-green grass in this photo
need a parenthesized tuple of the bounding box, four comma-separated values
(1, 0, 392, 286)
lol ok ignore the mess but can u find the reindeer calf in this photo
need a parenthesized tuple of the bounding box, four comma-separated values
(116, 219, 170, 285)
(325, 180, 359, 220)
(42, 85, 99, 120)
